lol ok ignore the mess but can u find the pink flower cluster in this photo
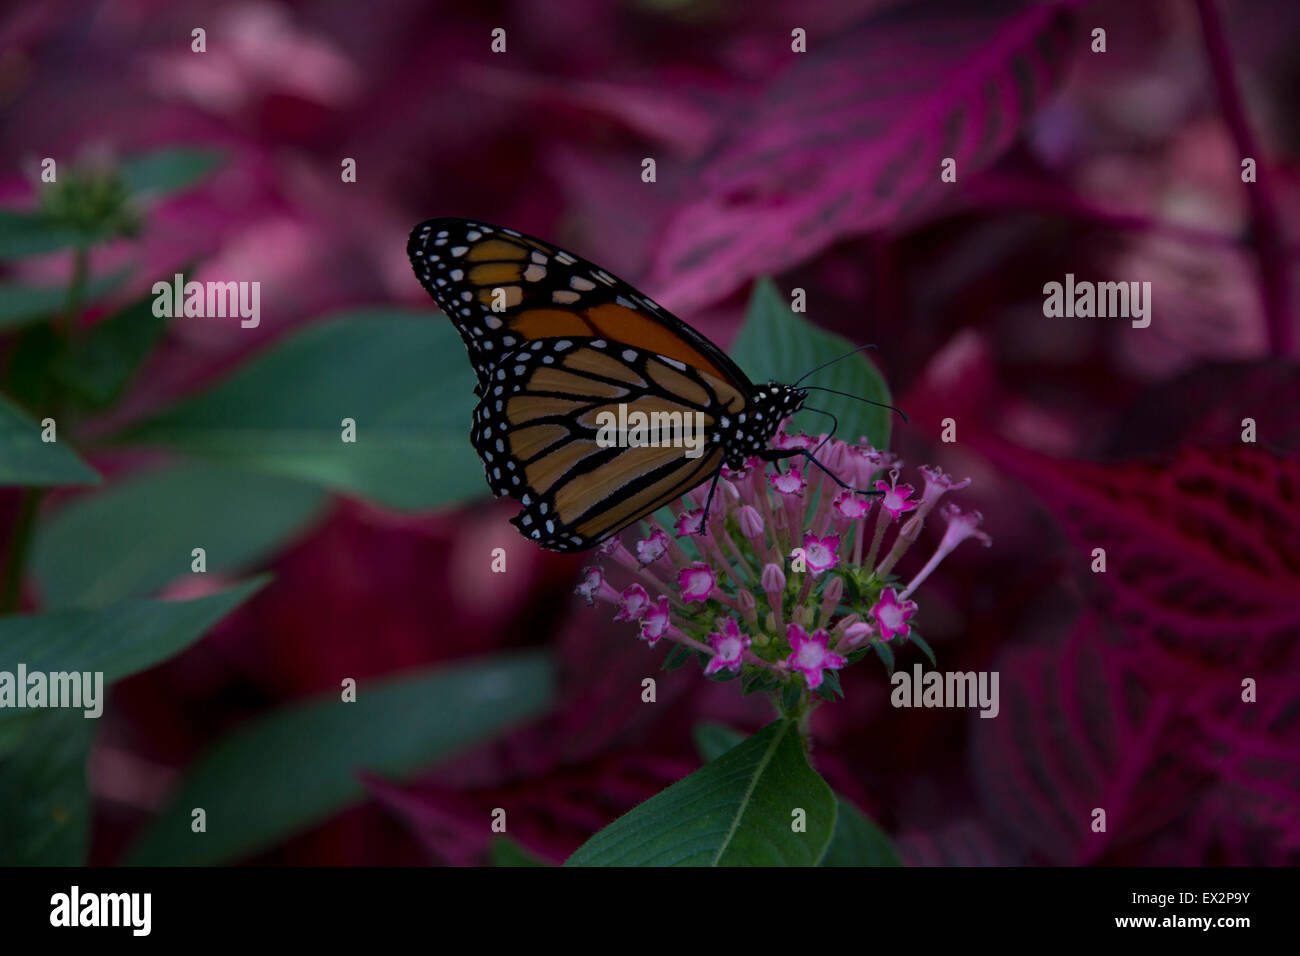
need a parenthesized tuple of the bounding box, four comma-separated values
(576, 421, 990, 697)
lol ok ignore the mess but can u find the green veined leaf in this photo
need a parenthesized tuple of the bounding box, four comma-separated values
(871, 639, 896, 675)
(0, 392, 100, 487)
(124, 312, 481, 511)
(909, 632, 937, 667)
(490, 836, 552, 867)
(32, 463, 326, 607)
(821, 795, 905, 867)
(117, 148, 223, 200)
(692, 721, 904, 867)
(0, 210, 98, 259)
(0, 268, 132, 333)
(0, 579, 267, 700)
(0, 581, 265, 865)
(0, 709, 97, 865)
(568, 719, 836, 866)
(127, 651, 555, 865)
(51, 294, 168, 409)
(691, 721, 746, 762)
(730, 277, 893, 451)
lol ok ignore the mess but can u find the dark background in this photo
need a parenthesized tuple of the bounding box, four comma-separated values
(1, 0, 1297, 865)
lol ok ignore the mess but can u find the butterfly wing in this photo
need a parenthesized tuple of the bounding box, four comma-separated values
(407, 217, 754, 396)
(474, 337, 744, 551)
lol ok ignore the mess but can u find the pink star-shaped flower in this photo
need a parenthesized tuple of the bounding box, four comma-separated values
(677, 562, 716, 603)
(769, 466, 806, 497)
(871, 587, 917, 641)
(674, 509, 703, 536)
(704, 618, 751, 675)
(635, 528, 669, 565)
(774, 424, 816, 450)
(575, 566, 617, 606)
(801, 532, 841, 576)
(639, 595, 672, 646)
(832, 490, 871, 522)
(613, 583, 652, 621)
(873, 472, 917, 521)
(785, 624, 847, 690)
(919, 464, 972, 509)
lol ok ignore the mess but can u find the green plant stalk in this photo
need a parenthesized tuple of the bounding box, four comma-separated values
(2, 247, 90, 613)
(60, 246, 89, 339)
(772, 688, 819, 758)
(0, 488, 41, 612)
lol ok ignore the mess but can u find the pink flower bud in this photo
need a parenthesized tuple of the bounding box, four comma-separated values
(761, 562, 786, 596)
(738, 505, 765, 539)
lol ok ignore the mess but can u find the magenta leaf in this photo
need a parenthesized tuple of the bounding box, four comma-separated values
(972, 614, 1300, 865)
(646, 0, 1076, 313)
(992, 444, 1300, 669)
(971, 444, 1300, 863)
(897, 819, 1019, 866)
(972, 619, 1213, 864)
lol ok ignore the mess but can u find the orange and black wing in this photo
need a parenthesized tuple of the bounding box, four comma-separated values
(473, 337, 746, 551)
(407, 217, 753, 396)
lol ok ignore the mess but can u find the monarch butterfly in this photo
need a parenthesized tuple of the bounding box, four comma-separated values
(407, 217, 887, 553)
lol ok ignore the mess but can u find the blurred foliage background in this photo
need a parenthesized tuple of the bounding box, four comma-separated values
(1, 0, 1297, 866)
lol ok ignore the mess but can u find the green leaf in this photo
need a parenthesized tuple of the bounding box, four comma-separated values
(691, 721, 746, 762)
(693, 720, 904, 867)
(0, 581, 264, 865)
(661, 643, 693, 671)
(3, 323, 65, 411)
(51, 294, 168, 408)
(783, 681, 804, 710)
(909, 632, 937, 667)
(126, 312, 482, 511)
(0, 269, 131, 333)
(127, 651, 555, 865)
(0, 210, 96, 259)
(871, 639, 896, 675)
(32, 463, 326, 607)
(0, 709, 97, 865)
(822, 796, 905, 867)
(567, 719, 836, 866)
(815, 668, 844, 700)
(490, 836, 552, 867)
(730, 277, 893, 451)
(0, 392, 100, 487)
(117, 148, 223, 200)
(0, 711, 36, 760)
(0, 579, 267, 707)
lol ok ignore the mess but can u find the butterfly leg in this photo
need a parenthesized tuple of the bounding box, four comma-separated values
(758, 447, 882, 496)
(697, 470, 724, 534)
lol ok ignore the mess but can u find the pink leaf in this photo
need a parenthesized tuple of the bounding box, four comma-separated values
(973, 613, 1300, 864)
(989, 444, 1300, 669)
(646, 0, 1077, 313)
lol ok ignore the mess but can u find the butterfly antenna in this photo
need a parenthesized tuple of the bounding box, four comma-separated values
(800, 386, 909, 425)
(793, 344, 877, 386)
(800, 405, 840, 458)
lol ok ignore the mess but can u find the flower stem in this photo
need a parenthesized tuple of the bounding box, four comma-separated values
(1195, 0, 1292, 357)
(2, 246, 90, 613)
(61, 245, 89, 339)
(0, 489, 42, 613)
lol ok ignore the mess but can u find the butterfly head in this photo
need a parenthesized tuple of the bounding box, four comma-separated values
(716, 382, 806, 469)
